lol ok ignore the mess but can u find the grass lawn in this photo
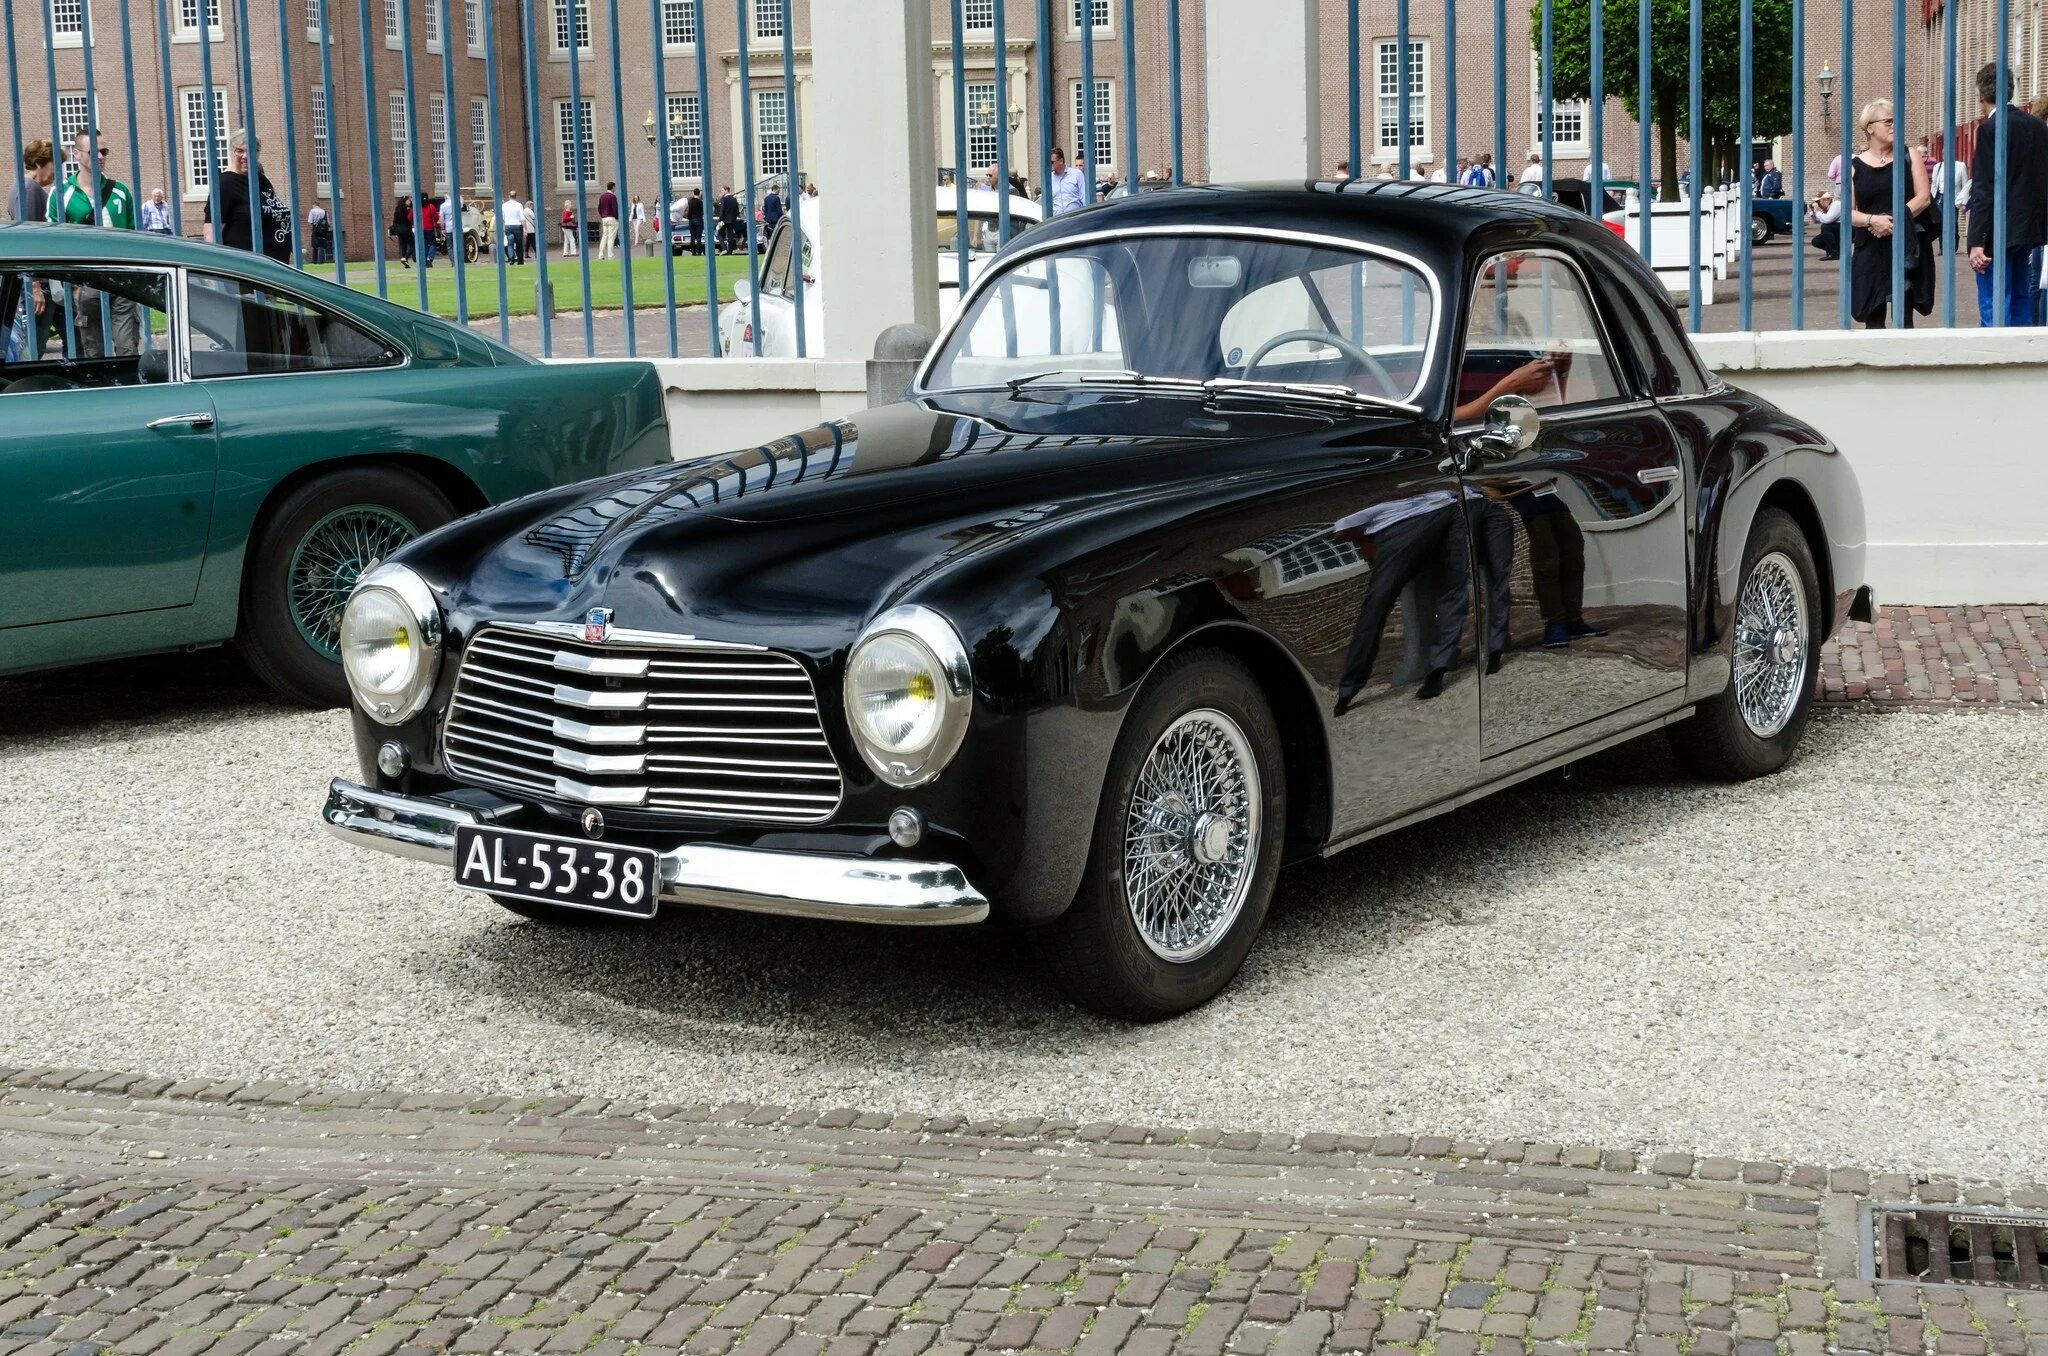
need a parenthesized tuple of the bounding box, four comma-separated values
(305, 252, 740, 319)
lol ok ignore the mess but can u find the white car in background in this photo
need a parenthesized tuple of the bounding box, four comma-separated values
(717, 186, 1042, 357)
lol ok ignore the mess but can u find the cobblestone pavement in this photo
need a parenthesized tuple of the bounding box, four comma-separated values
(3, 1072, 2047, 1356)
(1823, 608, 2047, 711)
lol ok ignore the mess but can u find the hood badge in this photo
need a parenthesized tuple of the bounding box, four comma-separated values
(584, 608, 614, 644)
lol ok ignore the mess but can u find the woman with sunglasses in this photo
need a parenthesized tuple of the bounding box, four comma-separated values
(1847, 99, 1935, 328)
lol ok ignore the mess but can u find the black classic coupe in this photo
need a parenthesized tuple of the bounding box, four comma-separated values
(323, 182, 1870, 1019)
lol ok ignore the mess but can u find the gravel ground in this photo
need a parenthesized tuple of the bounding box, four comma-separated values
(2, 649, 2042, 1182)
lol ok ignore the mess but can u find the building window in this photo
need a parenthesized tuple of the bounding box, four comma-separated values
(424, 0, 442, 50)
(383, 0, 398, 42)
(471, 98, 489, 184)
(964, 0, 994, 31)
(390, 92, 412, 192)
(753, 0, 783, 41)
(311, 87, 331, 194)
(661, 0, 695, 47)
(754, 88, 789, 175)
(1070, 0, 1109, 33)
(180, 87, 228, 195)
(556, 98, 595, 183)
(50, 0, 84, 42)
(305, 0, 323, 39)
(1532, 51, 1588, 152)
(965, 80, 999, 168)
(177, 0, 220, 35)
(665, 92, 702, 181)
(1070, 77, 1114, 170)
(57, 93, 92, 175)
(552, 0, 588, 52)
(429, 93, 448, 189)
(1374, 38, 1429, 156)
(465, 0, 481, 52)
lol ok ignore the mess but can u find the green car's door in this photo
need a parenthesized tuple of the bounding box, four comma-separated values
(0, 262, 220, 630)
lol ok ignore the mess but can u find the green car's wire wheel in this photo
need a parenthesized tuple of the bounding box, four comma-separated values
(239, 467, 456, 708)
(287, 505, 420, 662)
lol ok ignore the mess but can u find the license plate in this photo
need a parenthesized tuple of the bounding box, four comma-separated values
(451, 824, 661, 919)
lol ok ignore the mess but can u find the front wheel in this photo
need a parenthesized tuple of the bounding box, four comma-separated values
(1751, 214, 1775, 245)
(1032, 650, 1286, 1020)
(1668, 508, 1822, 780)
(238, 467, 457, 707)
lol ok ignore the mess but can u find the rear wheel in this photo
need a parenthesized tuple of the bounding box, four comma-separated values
(1669, 508, 1822, 780)
(1751, 213, 1775, 245)
(1032, 650, 1286, 1020)
(238, 466, 457, 707)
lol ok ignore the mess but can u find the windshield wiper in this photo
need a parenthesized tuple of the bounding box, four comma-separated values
(1003, 368, 1205, 397)
(1200, 377, 1422, 417)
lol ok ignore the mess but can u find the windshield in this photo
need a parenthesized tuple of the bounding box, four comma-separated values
(923, 233, 1437, 404)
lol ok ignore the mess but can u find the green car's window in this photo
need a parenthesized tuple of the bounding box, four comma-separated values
(185, 274, 398, 378)
(0, 265, 175, 394)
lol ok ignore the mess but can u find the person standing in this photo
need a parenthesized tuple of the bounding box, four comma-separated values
(418, 195, 439, 268)
(629, 194, 647, 254)
(205, 131, 291, 261)
(46, 126, 138, 356)
(715, 185, 741, 252)
(7, 138, 54, 223)
(1847, 99, 1934, 328)
(392, 197, 414, 265)
(498, 192, 526, 264)
(559, 199, 578, 256)
(139, 188, 174, 235)
(596, 181, 619, 259)
(1966, 62, 2048, 327)
(685, 188, 703, 254)
(1046, 147, 1086, 216)
(761, 182, 783, 234)
(305, 204, 331, 262)
(1758, 160, 1784, 198)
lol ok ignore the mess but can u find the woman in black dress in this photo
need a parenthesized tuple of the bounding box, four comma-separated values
(391, 197, 415, 267)
(1847, 98, 1934, 328)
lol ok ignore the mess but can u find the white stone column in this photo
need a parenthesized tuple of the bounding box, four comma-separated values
(1203, 0, 1320, 181)
(812, 0, 939, 356)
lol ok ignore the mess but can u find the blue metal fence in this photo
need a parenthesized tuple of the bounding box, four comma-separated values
(12, 0, 2042, 358)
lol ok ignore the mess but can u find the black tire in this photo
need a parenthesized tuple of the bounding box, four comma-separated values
(490, 895, 628, 926)
(1668, 508, 1822, 781)
(1751, 214, 1774, 245)
(238, 466, 457, 708)
(1032, 650, 1287, 1021)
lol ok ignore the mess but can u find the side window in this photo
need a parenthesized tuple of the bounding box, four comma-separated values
(186, 274, 398, 378)
(1456, 251, 1626, 421)
(759, 221, 794, 297)
(1, 266, 175, 390)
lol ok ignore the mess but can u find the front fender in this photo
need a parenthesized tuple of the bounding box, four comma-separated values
(1684, 384, 1869, 705)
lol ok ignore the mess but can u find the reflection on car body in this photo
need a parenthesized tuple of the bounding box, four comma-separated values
(322, 182, 1873, 1020)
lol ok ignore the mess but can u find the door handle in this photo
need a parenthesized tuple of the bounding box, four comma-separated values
(146, 412, 214, 431)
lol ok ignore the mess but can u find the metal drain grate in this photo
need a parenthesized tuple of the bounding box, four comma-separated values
(1870, 1207, 2048, 1290)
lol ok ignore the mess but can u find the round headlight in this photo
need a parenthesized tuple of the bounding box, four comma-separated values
(340, 564, 442, 724)
(843, 606, 971, 788)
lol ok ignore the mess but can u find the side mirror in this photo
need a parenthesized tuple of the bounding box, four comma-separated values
(731, 279, 754, 304)
(1471, 394, 1540, 460)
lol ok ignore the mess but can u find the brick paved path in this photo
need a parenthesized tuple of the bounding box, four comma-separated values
(3, 1071, 2047, 1356)
(1822, 607, 2048, 710)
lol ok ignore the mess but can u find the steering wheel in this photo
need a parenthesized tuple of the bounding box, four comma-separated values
(1242, 328, 1403, 400)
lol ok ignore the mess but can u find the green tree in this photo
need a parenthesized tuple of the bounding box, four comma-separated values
(1538, 0, 1795, 200)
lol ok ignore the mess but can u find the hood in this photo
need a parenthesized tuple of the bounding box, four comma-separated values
(425, 397, 1398, 653)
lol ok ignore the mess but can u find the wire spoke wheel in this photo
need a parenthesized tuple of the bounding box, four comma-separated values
(1732, 550, 1808, 738)
(1122, 708, 1262, 964)
(287, 504, 419, 663)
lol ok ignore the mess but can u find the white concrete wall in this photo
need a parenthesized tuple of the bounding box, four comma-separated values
(1694, 330, 2048, 606)
(630, 330, 2048, 607)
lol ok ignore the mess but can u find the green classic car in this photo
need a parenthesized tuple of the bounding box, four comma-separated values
(0, 224, 670, 705)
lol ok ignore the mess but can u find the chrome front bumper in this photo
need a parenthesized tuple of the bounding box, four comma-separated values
(321, 779, 989, 926)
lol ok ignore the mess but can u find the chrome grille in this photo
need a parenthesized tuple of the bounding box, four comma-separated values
(442, 626, 843, 824)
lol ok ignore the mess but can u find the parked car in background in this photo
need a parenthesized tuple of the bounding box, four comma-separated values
(718, 187, 1041, 357)
(324, 182, 1869, 1019)
(0, 225, 670, 705)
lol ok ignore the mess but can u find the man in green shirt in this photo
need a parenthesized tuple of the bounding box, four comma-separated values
(45, 127, 139, 356)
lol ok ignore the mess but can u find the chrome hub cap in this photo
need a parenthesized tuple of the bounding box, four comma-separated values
(1124, 709, 1262, 963)
(1733, 551, 1809, 738)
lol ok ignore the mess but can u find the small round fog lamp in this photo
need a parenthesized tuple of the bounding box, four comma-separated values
(887, 807, 925, 849)
(377, 741, 409, 779)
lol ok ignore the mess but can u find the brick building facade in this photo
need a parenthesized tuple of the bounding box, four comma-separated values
(3, 0, 2000, 264)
